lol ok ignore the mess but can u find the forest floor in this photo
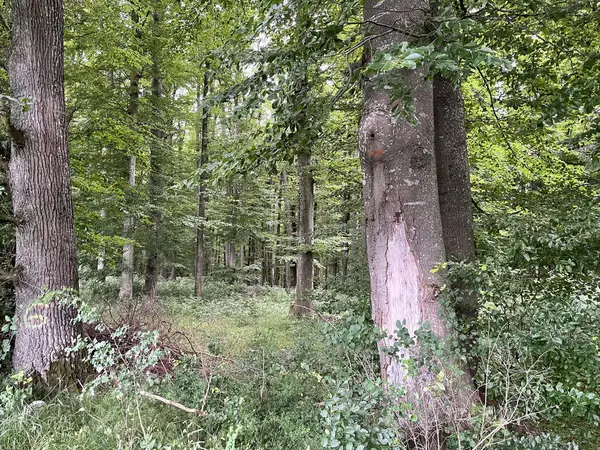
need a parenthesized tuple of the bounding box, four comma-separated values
(0, 279, 339, 450)
(0, 277, 597, 449)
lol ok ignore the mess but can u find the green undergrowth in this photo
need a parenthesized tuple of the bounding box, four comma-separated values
(2, 246, 600, 449)
(0, 282, 347, 450)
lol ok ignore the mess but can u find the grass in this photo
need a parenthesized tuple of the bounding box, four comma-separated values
(0, 280, 334, 450)
(1, 277, 599, 449)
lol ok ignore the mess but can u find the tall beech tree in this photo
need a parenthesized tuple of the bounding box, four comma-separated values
(359, 0, 472, 443)
(360, 0, 447, 378)
(8, 0, 79, 383)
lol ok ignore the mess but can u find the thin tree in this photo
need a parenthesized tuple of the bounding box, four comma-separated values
(119, 9, 143, 301)
(8, 0, 80, 385)
(291, 147, 314, 316)
(290, 73, 315, 316)
(194, 68, 210, 298)
(143, 5, 168, 301)
(281, 170, 293, 290)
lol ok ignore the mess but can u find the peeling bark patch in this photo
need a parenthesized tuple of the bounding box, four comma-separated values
(382, 221, 421, 384)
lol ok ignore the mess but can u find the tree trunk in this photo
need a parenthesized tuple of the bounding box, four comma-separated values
(341, 200, 351, 284)
(434, 76, 478, 376)
(143, 7, 167, 301)
(8, 0, 80, 385)
(360, 0, 470, 444)
(194, 68, 210, 298)
(119, 11, 142, 302)
(225, 242, 237, 268)
(275, 177, 283, 286)
(261, 235, 272, 285)
(291, 150, 314, 316)
(119, 147, 137, 301)
(282, 170, 292, 291)
(434, 77, 475, 264)
(290, 203, 298, 288)
(239, 246, 245, 268)
(97, 208, 106, 272)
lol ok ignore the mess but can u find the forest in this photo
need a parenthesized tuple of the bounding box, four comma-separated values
(0, 0, 598, 449)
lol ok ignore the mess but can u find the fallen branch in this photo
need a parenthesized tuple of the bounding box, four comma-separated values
(139, 390, 206, 416)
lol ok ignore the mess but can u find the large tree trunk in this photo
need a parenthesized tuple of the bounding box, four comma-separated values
(194, 69, 210, 298)
(119, 11, 142, 302)
(8, 0, 80, 385)
(434, 76, 478, 376)
(291, 150, 314, 316)
(360, 0, 472, 444)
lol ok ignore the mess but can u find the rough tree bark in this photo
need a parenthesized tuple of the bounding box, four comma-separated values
(360, 0, 474, 445)
(434, 77, 476, 264)
(194, 68, 210, 298)
(291, 150, 314, 316)
(8, 0, 80, 384)
(434, 76, 478, 376)
(119, 11, 142, 302)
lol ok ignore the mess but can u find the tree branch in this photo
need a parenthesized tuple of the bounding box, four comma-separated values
(139, 390, 207, 416)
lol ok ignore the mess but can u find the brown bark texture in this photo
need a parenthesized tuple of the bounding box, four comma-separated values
(433, 76, 476, 264)
(360, 2, 476, 444)
(434, 75, 478, 377)
(291, 150, 314, 316)
(8, 0, 80, 381)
